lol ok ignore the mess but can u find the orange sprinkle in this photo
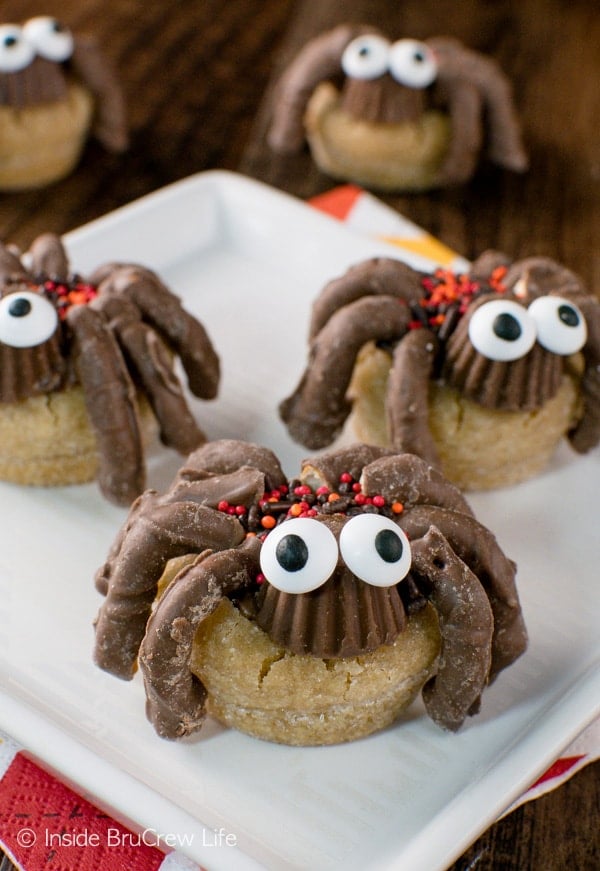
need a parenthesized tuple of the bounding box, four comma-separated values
(68, 290, 87, 306)
(289, 503, 303, 517)
(391, 501, 404, 514)
(261, 515, 276, 529)
(327, 492, 340, 502)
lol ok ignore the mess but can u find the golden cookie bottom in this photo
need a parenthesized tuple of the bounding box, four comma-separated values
(0, 385, 156, 488)
(304, 82, 451, 192)
(349, 343, 582, 491)
(191, 597, 440, 746)
(0, 84, 94, 190)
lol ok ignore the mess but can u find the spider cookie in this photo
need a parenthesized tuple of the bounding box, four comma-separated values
(267, 24, 527, 191)
(94, 439, 527, 745)
(280, 253, 600, 490)
(0, 233, 219, 504)
(0, 15, 127, 189)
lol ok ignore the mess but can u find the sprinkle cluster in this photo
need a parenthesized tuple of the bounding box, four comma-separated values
(40, 278, 98, 320)
(408, 266, 507, 339)
(216, 471, 404, 540)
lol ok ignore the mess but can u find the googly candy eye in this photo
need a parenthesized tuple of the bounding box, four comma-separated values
(0, 292, 59, 348)
(0, 25, 35, 72)
(259, 517, 338, 594)
(468, 299, 537, 362)
(388, 39, 438, 89)
(23, 17, 74, 63)
(339, 514, 411, 588)
(528, 295, 587, 355)
(341, 34, 390, 80)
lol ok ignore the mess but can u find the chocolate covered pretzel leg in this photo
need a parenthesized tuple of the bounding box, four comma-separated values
(140, 537, 261, 739)
(93, 266, 220, 399)
(71, 34, 128, 153)
(360, 450, 474, 516)
(0, 243, 29, 284)
(280, 295, 410, 448)
(173, 439, 287, 491)
(400, 506, 527, 677)
(386, 328, 441, 465)
(300, 443, 394, 489)
(67, 304, 145, 505)
(93, 293, 206, 455)
(94, 497, 244, 678)
(28, 232, 70, 281)
(268, 23, 369, 154)
(567, 295, 600, 453)
(412, 527, 494, 731)
(431, 36, 528, 176)
(309, 257, 423, 339)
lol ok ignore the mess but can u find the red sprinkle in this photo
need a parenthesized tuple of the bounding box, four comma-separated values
(293, 484, 312, 496)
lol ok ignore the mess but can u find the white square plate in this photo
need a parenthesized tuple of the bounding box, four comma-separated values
(1, 171, 598, 871)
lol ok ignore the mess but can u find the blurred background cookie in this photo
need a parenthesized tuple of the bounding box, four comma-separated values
(267, 24, 527, 192)
(0, 14, 127, 189)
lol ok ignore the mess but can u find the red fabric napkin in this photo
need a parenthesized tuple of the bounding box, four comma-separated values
(0, 729, 202, 870)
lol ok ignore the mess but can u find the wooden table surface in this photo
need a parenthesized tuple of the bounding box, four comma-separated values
(0, 1, 598, 869)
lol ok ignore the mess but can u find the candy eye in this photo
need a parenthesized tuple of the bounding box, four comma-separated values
(388, 39, 438, 88)
(259, 518, 338, 594)
(341, 35, 390, 80)
(23, 17, 74, 63)
(468, 299, 537, 362)
(0, 25, 34, 72)
(339, 514, 411, 588)
(0, 292, 58, 348)
(528, 295, 587, 355)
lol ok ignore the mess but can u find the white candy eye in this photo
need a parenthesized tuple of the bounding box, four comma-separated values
(339, 514, 411, 588)
(0, 25, 34, 72)
(389, 39, 438, 88)
(341, 35, 390, 80)
(23, 17, 74, 63)
(468, 299, 537, 362)
(259, 518, 338, 594)
(0, 292, 58, 348)
(528, 295, 587, 355)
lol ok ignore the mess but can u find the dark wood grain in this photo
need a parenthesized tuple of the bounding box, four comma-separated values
(0, 1, 598, 870)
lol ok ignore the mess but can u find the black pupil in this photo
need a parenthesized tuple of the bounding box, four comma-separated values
(375, 529, 403, 563)
(493, 312, 522, 342)
(8, 297, 32, 317)
(558, 304, 579, 327)
(414, 51, 425, 63)
(4, 36, 18, 48)
(276, 534, 309, 573)
(359, 46, 370, 57)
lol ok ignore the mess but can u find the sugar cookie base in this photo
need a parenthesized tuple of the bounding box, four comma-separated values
(0, 84, 94, 190)
(304, 82, 451, 192)
(0, 385, 156, 488)
(191, 598, 440, 746)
